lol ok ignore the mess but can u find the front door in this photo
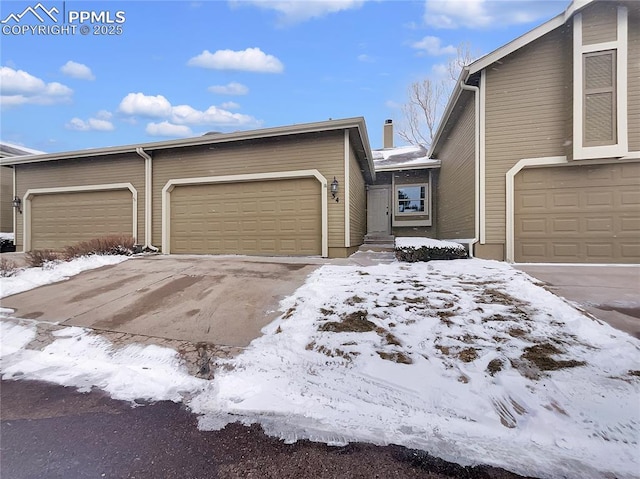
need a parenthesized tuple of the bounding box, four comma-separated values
(367, 186, 390, 235)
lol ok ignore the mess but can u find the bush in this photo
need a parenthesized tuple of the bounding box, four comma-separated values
(63, 235, 135, 260)
(0, 257, 18, 277)
(25, 249, 61, 267)
(395, 244, 468, 263)
(25, 235, 136, 268)
(0, 238, 15, 253)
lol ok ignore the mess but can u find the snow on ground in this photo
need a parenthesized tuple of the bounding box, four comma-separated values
(0, 254, 128, 298)
(1, 254, 639, 478)
(191, 259, 640, 479)
(0, 322, 206, 402)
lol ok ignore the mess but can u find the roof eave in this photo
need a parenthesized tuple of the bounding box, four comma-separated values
(428, 0, 595, 157)
(374, 161, 441, 172)
(0, 117, 374, 170)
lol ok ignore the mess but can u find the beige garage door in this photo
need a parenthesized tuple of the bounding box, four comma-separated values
(31, 190, 134, 250)
(514, 162, 640, 263)
(170, 178, 321, 255)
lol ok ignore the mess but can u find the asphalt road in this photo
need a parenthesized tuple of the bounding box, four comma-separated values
(0, 379, 531, 479)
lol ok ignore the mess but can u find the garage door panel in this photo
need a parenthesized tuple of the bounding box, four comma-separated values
(31, 190, 133, 250)
(170, 178, 321, 255)
(515, 163, 640, 263)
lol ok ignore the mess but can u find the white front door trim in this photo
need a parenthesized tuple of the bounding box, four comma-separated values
(505, 156, 568, 262)
(161, 169, 328, 257)
(22, 183, 138, 252)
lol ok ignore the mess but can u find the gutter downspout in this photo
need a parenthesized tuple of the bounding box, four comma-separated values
(135, 147, 158, 251)
(459, 79, 480, 258)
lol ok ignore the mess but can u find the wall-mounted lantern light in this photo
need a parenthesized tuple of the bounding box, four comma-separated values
(12, 196, 22, 214)
(331, 177, 339, 202)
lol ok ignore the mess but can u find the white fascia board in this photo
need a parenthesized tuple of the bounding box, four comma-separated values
(161, 170, 329, 257)
(344, 130, 351, 248)
(468, 0, 595, 76)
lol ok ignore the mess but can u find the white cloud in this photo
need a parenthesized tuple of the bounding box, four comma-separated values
(60, 60, 95, 80)
(170, 104, 255, 126)
(431, 63, 450, 78)
(424, 0, 561, 29)
(234, 0, 367, 25)
(0, 66, 72, 106)
(385, 100, 401, 109)
(357, 54, 374, 63)
(220, 101, 240, 110)
(411, 36, 457, 56)
(95, 110, 113, 120)
(118, 92, 173, 117)
(208, 81, 249, 95)
(187, 48, 284, 73)
(118, 92, 260, 136)
(145, 121, 193, 138)
(66, 116, 114, 132)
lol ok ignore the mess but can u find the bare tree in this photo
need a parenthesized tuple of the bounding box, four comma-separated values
(398, 43, 476, 147)
(398, 79, 447, 146)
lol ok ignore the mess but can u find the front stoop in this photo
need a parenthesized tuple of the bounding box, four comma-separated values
(360, 234, 396, 252)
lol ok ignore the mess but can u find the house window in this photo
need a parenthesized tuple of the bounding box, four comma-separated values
(583, 50, 616, 146)
(396, 184, 426, 215)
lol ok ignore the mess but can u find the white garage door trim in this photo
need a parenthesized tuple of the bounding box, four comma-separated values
(22, 183, 138, 252)
(162, 170, 328, 257)
(505, 156, 568, 262)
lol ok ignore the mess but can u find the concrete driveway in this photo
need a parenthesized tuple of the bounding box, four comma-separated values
(516, 264, 640, 338)
(2, 255, 322, 347)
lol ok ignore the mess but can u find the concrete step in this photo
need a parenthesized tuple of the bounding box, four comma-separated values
(358, 243, 395, 252)
(364, 234, 395, 244)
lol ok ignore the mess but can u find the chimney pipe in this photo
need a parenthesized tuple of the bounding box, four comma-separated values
(383, 119, 394, 148)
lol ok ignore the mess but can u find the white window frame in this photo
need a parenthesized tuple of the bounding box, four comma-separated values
(395, 184, 428, 216)
(391, 173, 433, 227)
(573, 6, 628, 160)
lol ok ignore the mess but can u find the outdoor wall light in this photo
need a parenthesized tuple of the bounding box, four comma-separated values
(12, 196, 22, 214)
(331, 177, 339, 202)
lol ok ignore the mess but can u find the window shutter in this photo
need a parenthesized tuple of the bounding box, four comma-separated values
(583, 50, 616, 146)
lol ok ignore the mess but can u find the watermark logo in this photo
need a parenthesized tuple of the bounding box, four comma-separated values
(1, 2, 125, 36)
(1, 3, 59, 23)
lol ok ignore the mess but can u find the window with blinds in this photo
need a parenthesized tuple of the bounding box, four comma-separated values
(583, 50, 616, 146)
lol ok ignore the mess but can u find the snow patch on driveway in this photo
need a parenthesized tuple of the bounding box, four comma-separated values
(1, 322, 206, 403)
(191, 259, 640, 479)
(0, 254, 129, 299)
(1, 255, 638, 479)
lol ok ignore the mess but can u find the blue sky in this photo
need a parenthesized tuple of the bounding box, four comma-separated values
(1, 0, 568, 153)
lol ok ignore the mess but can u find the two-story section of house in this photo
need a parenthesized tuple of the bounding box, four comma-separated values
(430, 0, 640, 263)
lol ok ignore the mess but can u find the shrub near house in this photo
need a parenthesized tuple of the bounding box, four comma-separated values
(395, 238, 468, 262)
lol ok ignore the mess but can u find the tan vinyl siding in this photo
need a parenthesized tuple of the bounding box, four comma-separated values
(581, 2, 618, 45)
(349, 143, 366, 247)
(436, 92, 476, 239)
(152, 131, 345, 250)
(14, 154, 145, 250)
(484, 26, 570, 245)
(0, 166, 12, 232)
(628, 4, 640, 151)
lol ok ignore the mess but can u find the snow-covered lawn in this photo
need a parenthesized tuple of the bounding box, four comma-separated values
(0, 254, 128, 298)
(1, 254, 639, 479)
